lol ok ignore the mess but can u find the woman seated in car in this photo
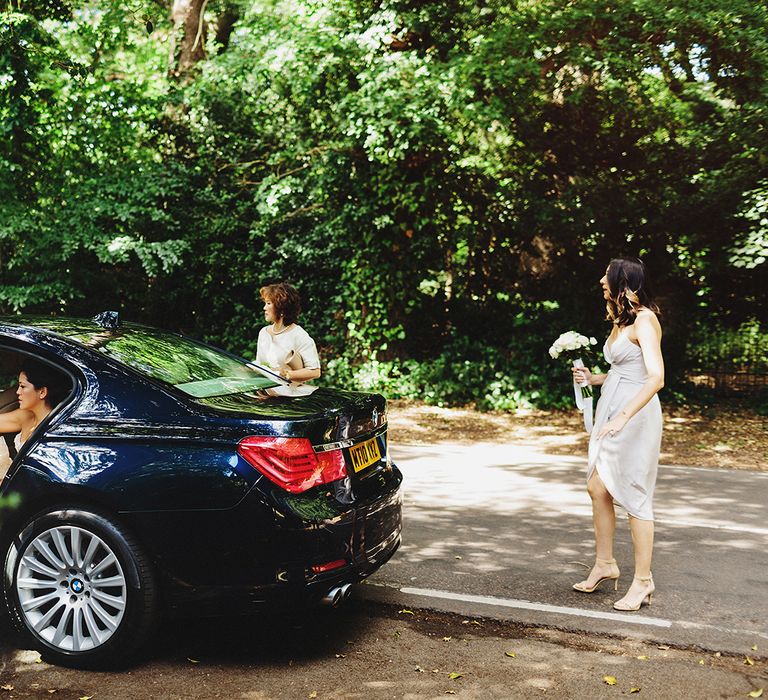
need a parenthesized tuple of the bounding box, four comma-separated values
(0, 361, 65, 481)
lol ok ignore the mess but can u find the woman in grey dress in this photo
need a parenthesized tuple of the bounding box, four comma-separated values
(571, 258, 664, 611)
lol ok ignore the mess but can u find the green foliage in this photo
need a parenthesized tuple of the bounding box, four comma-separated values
(732, 180, 768, 271)
(687, 319, 768, 372)
(325, 322, 602, 410)
(1, 0, 767, 408)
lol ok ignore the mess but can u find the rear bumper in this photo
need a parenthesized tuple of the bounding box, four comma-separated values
(143, 466, 403, 614)
(169, 524, 402, 616)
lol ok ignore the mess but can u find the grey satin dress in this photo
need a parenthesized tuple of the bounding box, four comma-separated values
(587, 328, 662, 520)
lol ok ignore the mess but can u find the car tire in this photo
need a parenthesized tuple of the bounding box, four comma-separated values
(3, 509, 158, 669)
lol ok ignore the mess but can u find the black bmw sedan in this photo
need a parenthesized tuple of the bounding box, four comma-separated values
(0, 314, 402, 668)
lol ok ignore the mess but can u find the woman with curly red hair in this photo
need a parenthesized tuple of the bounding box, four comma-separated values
(256, 282, 321, 384)
(571, 258, 664, 611)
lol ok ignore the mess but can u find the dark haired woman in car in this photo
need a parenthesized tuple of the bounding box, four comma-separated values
(256, 282, 321, 383)
(571, 258, 664, 612)
(0, 361, 65, 480)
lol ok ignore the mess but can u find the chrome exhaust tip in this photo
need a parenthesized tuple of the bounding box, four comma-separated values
(340, 583, 353, 600)
(321, 586, 343, 607)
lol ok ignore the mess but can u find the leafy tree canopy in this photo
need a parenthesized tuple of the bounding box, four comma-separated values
(1, 0, 767, 407)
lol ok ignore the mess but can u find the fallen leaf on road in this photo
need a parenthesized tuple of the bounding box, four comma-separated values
(715, 652, 721, 657)
(744, 657, 755, 666)
(603, 676, 618, 686)
(630, 689, 641, 694)
(657, 645, 670, 651)
(443, 636, 452, 641)
(432, 669, 440, 673)
(47, 691, 57, 695)
(1, 686, 14, 692)
(752, 645, 758, 651)
(187, 658, 200, 664)
(448, 672, 463, 680)
(393, 631, 401, 638)
(309, 692, 317, 699)
(415, 666, 425, 673)
(398, 609, 414, 615)
(698, 659, 705, 665)
(79, 696, 93, 700)
(636, 655, 648, 661)
(504, 652, 516, 658)
(748, 691, 763, 698)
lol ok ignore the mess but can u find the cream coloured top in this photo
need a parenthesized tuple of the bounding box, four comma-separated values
(256, 324, 320, 371)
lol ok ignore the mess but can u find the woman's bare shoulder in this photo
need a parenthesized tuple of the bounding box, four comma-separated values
(636, 307, 659, 321)
(633, 308, 662, 336)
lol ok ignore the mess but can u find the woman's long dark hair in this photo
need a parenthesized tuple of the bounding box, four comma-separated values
(605, 258, 660, 327)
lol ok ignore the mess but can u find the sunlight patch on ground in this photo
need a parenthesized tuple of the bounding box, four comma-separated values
(394, 445, 589, 516)
(393, 444, 768, 537)
(12, 648, 43, 671)
(712, 443, 733, 452)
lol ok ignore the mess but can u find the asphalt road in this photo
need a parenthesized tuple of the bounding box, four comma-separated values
(360, 443, 768, 657)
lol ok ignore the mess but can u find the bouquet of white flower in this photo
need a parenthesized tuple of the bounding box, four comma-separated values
(549, 331, 598, 432)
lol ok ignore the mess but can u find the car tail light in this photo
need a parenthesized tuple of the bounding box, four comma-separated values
(237, 436, 347, 494)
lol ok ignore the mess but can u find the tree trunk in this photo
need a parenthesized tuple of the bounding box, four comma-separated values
(169, 0, 207, 80)
(214, 7, 239, 52)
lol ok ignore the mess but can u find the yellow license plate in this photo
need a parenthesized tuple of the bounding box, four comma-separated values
(349, 437, 381, 473)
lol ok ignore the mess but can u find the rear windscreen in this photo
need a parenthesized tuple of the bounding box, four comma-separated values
(69, 326, 280, 398)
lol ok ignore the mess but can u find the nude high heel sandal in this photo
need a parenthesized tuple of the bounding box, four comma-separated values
(613, 574, 654, 611)
(572, 558, 620, 593)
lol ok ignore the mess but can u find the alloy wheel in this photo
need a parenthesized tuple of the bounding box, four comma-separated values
(15, 525, 127, 652)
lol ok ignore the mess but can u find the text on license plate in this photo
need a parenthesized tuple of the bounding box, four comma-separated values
(349, 437, 381, 473)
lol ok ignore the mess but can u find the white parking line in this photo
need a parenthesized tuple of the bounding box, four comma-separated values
(655, 518, 768, 537)
(396, 586, 768, 641)
(399, 586, 672, 627)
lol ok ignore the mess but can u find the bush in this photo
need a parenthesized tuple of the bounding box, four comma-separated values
(323, 333, 590, 411)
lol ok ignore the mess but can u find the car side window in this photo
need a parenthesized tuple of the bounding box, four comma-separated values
(0, 346, 73, 438)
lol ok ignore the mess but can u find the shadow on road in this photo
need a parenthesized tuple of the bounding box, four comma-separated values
(0, 601, 375, 669)
(151, 604, 374, 666)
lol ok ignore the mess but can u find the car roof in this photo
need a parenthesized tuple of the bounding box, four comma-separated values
(0, 315, 166, 347)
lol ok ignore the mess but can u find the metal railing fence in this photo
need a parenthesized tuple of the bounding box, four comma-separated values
(685, 319, 768, 394)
